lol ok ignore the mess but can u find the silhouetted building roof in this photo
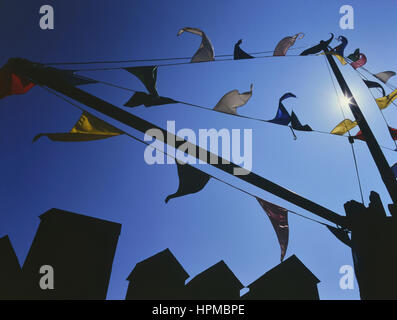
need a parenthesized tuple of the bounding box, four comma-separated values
(22, 208, 121, 299)
(243, 255, 320, 300)
(0, 235, 22, 299)
(126, 248, 189, 300)
(185, 260, 243, 300)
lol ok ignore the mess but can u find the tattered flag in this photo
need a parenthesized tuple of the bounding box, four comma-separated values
(300, 34, 334, 56)
(376, 88, 397, 110)
(165, 162, 211, 203)
(374, 71, 396, 84)
(268, 93, 296, 125)
(331, 119, 357, 135)
(124, 91, 177, 108)
(273, 33, 304, 56)
(213, 84, 253, 115)
(0, 65, 34, 99)
(363, 80, 386, 97)
(124, 66, 159, 96)
(33, 112, 123, 142)
(256, 197, 289, 262)
(177, 27, 215, 63)
(234, 39, 254, 60)
(290, 111, 312, 131)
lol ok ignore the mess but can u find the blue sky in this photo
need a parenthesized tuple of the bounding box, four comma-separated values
(1, 0, 397, 300)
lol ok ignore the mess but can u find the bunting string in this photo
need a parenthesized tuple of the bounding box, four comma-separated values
(39, 84, 336, 230)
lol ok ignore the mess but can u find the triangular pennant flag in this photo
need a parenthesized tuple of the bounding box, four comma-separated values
(347, 49, 360, 62)
(330, 119, 357, 135)
(391, 163, 397, 178)
(268, 93, 296, 125)
(363, 80, 386, 97)
(60, 71, 98, 86)
(353, 130, 365, 141)
(124, 66, 158, 96)
(0, 64, 34, 99)
(256, 197, 289, 261)
(351, 54, 367, 70)
(374, 71, 396, 84)
(327, 226, 352, 248)
(234, 39, 254, 60)
(273, 33, 304, 56)
(213, 84, 253, 115)
(33, 112, 123, 142)
(388, 126, 397, 140)
(300, 33, 334, 56)
(124, 91, 177, 108)
(165, 162, 211, 203)
(290, 111, 312, 131)
(376, 88, 397, 110)
(177, 27, 215, 63)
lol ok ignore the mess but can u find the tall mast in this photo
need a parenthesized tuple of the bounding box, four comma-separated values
(324, 47, 397, 207)
(9, 57, 348, 228)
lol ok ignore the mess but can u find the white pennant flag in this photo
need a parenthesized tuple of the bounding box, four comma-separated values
(374, 71, 396, 84)
(177, 27, 215, 63)
(213, 84, 253, 115)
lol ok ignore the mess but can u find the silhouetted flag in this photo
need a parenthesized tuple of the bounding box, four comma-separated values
(256, 197, 289, 261)
(363, 80, 386, 97)
(347, 49, 360, 62)
(268, 93, 296, 125)
(177, 27, 215, 63)
(0, 65, 34, 99)
(273, 33, 304, 56)
(330, 119, 357, 135)
(165, 163, 211, 203)
(330, 36, 348, 65)
(290, 111, 312, 131)
(391, 163, 397, 178)
(213, 84, 253, 115)
(376, 88, 397, 110)
(124, 92, 177, 108)
(300, 34, 334, 56)
(327, 226, 352, 247)
(124, 66, 158, 96)
(234, 39, 254, 60)
(34, 112, 123, 142)
(351, 54, 367, 70)
(374, 71, 396, 84)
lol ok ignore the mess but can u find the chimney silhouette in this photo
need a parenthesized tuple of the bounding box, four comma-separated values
(185, 260, 243, 300)
(0, 236, 22, 299)
(125, 248, 189, 300)
(242, 255, 320, 300)
(22, 208, 121, 299)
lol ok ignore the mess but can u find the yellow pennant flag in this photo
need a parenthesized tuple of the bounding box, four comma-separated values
(331, 119, 357, 135)
(376, 88, 397, 110)
(34, 112, 123, 142)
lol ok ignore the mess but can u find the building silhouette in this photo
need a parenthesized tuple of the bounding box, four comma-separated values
(184, 260, 243, 300)
(242, 255, 320, 300)
(0, 236, 22, 299)
(22, 208, 121, 299)
(125, 248, 189, 300)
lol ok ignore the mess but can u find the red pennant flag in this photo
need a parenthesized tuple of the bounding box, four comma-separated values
(388, 126, 397, 141)
(0, 66, 34, 99)
(351, 53, 367, 70)
(256, 197, 289, 261)
(354, 130, 366, 141)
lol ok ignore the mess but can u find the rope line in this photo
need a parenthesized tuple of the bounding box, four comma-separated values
(323, 55, 365, 204)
